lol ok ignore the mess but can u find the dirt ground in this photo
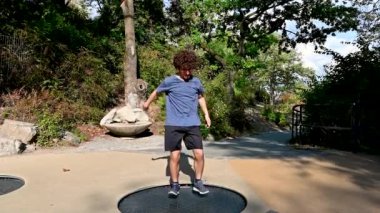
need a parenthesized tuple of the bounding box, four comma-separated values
(230, 152, 380, 213)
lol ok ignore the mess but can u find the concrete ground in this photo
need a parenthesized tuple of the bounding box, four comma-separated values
(1, 131, 380, 213)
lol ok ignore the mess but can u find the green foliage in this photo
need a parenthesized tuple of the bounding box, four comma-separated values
(353, 0, 380, 48)
(139, 46, 175, 94)
(35, 11, 90, 51)
(204, 0, 359, 54)
(57, 49, 122, 108)
(278, 113, 288, 127)
(1, 0, 365, 145)
(229, 103, 254, 133)
(262, 106, 277, 123)
(233, 69, 257, 106)
(254, 44, 315, 105)
(134, 0, 167, 44)
(71, 127, 88, 142)
(156, 96, 166, 122)
(261, 105, 289, 127)
(302, 47, 380, 152)
(202, 72, 236, 139)
(0, 89, 104, 146)
(36, 112, 63, 147)
(200, 124, 210, 139)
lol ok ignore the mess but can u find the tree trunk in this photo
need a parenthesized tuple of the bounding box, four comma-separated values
(121, 0, 138, 107)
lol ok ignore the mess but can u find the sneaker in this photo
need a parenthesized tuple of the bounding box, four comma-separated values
(192, 180, 209, 195)
(168, 182, 180, 197)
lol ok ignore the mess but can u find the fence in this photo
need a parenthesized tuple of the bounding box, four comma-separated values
(291, 103, 360, 150)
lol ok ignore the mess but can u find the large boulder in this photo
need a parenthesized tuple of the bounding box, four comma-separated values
(0, 119, 37, 155)
(0, 119, 37, 143)
(0, 138, 23, 156)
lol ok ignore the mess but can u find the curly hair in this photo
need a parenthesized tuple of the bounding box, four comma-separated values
(173, 50, 200, 70)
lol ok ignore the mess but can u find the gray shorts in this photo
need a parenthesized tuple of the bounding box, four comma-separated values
(164, 126, 203, 151)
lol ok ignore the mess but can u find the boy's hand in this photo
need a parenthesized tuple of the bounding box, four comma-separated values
(205, 115, 211, 128)
(142, 102, 149, 110)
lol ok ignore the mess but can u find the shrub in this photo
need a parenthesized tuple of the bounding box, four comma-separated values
(262, 105, 289, 127)
(0, 89, 105, 146)
(36, 112, 63, 147)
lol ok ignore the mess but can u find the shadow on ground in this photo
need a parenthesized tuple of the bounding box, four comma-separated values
(203, 131, 320, 159)
(205, 130, 380, 191)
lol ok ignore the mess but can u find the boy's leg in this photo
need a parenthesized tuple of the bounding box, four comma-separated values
(168, 150, 181, 197)
(192, 149, 205, 180)
(192, 149, 209, 195)
(165, 126, 184, 183)
(183, 126, 209, 194)
(182, 126, 204, 180)
(165, 126, 185, 197)
(169, 150, 181, 182)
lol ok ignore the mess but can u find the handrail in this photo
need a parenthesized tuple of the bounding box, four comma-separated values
(291, 103, 359, 146)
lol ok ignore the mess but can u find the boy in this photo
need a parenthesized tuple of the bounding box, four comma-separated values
(143, 49, 211, 197)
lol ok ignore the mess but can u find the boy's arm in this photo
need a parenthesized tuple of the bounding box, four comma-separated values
(143, 89, 158, 110)
(199, 94, 211, 128)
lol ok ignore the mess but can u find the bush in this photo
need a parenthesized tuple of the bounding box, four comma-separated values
(36, 112, 63, 147)
(262, 105, 289, 127)
(0, 89, 105, 146)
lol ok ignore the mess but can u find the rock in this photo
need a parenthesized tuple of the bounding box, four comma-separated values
(62, 131, 81, 146)
(0, 138, 22, 156)
(0, 119, 37, 144)
(0, 119, 39, 155)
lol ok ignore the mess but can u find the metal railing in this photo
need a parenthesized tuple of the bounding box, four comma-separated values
(291, 103, 359, 149)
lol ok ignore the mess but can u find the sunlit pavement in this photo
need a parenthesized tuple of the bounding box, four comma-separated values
(1, 131, 380, 213)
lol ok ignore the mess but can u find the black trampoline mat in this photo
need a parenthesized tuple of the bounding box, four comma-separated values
(118, 184, 247, 213)
(0, 175, 25, 195)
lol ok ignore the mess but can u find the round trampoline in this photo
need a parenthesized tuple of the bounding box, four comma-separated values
(0, 175, 25, 195)
(118, 184, 247, 213)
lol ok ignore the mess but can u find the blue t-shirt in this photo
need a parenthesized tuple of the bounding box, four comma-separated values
(156, 75, 205, 126)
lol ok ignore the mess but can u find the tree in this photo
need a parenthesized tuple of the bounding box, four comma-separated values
(165, 0, 359, 101)
(167, 0, 359, 52)
(255, 44, 314, 105)
(218, 0, 359, 53)
(120, 0, 139, 107)
(296, 1, 380, 151)
(353, 0, 380, 48)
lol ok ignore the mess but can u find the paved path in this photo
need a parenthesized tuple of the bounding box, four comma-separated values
(76, 130, 304, 159)
(1, 130, 380, 213)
